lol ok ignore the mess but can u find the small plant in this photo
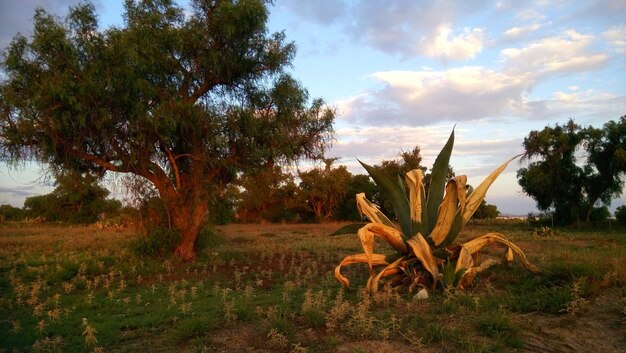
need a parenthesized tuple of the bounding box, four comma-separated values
(533, 226, 555, 237)
(333, 129, 540, 293)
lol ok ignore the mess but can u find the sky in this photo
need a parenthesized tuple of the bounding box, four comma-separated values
(1, 0, 625, 215)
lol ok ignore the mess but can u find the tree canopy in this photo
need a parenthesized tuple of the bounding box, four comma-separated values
(0, 0, 335, 260)
(517, 117, 626, 225)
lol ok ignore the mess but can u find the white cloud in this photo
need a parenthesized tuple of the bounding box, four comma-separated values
(337, 66, 532, 126)
(501, 30, 608, 77)
(421, 24, 484, 61)
(502, 23, 543, 40)
(603, 26, 626, 54)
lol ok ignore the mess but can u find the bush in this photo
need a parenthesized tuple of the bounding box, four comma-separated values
(195, 226, 224, 253)
(130, 227, 181, 257)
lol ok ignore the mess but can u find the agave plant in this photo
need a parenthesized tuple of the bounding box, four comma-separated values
(334, 129, 540, 293)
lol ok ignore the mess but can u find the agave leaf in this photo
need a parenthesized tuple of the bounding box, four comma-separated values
(455, 246, 474, 274)
(358, 223, 408, 274)
(461, 232, 541, 274)
(426, 128, 455, 235)
(405, 169, 426, 236)
(359, 159, 412, 236)
(328, 223, 367, 236)
(356, 193, 395, 229)
(407, 234, 439, 287)
(429, 179, 459, 246)
(334, 253, 391, 288)
(358, 224, 408, 281)
(367, 256, 404, 293)
(462, 155, 521, 226)
(503, 247, 514, 266)
(437, 176, 469, 248)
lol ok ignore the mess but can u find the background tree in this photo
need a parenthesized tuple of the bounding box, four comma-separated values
(23, 171, 121, 223)
(0, 204, 25, 221)
(336, 174, 378, 221)
(615, 205, 626, 225)
(298, 159, 351, 222)
(0, 0, 334, 260)
(237, 165, 299, 223)
(472, 200, 500, 219)
(517, 117, 626, 225)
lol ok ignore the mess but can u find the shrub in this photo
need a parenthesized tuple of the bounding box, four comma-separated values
(130, 227, 181, 257)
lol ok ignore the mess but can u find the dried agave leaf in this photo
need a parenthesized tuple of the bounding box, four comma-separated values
(356, 193, 396, 229)
(503, 247, 514, 266)
(461, 232, 540, 274)
(405, 169, 426, 236)
(462, 155, 521, 226)
(335, 253, 390, 288)
(358, 223, 408, 275)
(367, 256, 404, 293)
(407, 234, 439, 287)
(429, 179, 459, 246)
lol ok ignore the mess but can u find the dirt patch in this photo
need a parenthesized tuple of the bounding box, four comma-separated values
(517, 292, 625, 353)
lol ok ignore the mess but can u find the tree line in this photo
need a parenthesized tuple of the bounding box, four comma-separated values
(0, 149, 502, 225)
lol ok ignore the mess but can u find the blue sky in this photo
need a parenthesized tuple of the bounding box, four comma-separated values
(1, 0, 625, 215)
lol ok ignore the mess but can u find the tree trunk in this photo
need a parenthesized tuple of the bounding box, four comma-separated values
(169, 197, 208, 262)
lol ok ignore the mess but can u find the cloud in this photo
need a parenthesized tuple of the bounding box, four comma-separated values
(279, 0, 347, 25)
(502, 23, 543, 41)
(603, 26, 626, 54)
(500, 30, 608, 77)
(0, 0, 88, 51)
(281, 0, 487, 61)
(338, 66, 532, 126)
(421, 24, 484, 61)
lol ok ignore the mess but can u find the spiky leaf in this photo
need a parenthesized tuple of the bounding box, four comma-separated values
(359, 160, 412, 236)
(426, 129, 455, 235)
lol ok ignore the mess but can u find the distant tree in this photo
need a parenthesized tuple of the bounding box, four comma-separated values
(590, 206, 610, 223)
(0, 1, 334, 260)
(298, 159, 351, 222)
(517, 117, 626, 225)
(23, 171, 120, 223)
(337, 174, 378, 221)
(0, 204, 25, 221)
(237, 165, 299, 223)
(472, 200, 500, 219)
(615, 205, 626, 225)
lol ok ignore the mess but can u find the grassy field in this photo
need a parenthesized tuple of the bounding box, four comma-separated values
(0, 221, 624, 353)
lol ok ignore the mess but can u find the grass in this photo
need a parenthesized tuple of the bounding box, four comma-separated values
(0, 221, 625, 352)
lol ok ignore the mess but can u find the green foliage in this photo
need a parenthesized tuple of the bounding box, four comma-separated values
(472, 200, 500, 219)
(23, 172, 120, 223)
(236, 165, 299, 223)
(298, 159, 353, 222)
(0, 204, 26, 221)
(130, 227, 181, 257)
(518, 117, 626, 225)
(590, 206, 610, 223)
(615, 205, 626, 225)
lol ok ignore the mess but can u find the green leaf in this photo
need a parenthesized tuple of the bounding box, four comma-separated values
(426, 128, 455, 235)
(359, 159, 412, 236)
(328, 223, 367, 236)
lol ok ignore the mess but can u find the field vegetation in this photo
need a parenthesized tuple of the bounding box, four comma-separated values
(1, 221, 624, 352)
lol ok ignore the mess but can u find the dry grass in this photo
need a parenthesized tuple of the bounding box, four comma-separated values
(0, 221, 624, 353)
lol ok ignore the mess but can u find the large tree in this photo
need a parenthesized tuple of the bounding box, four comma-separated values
(517, 117, 626, 225)
(0, 0, 334, 260)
